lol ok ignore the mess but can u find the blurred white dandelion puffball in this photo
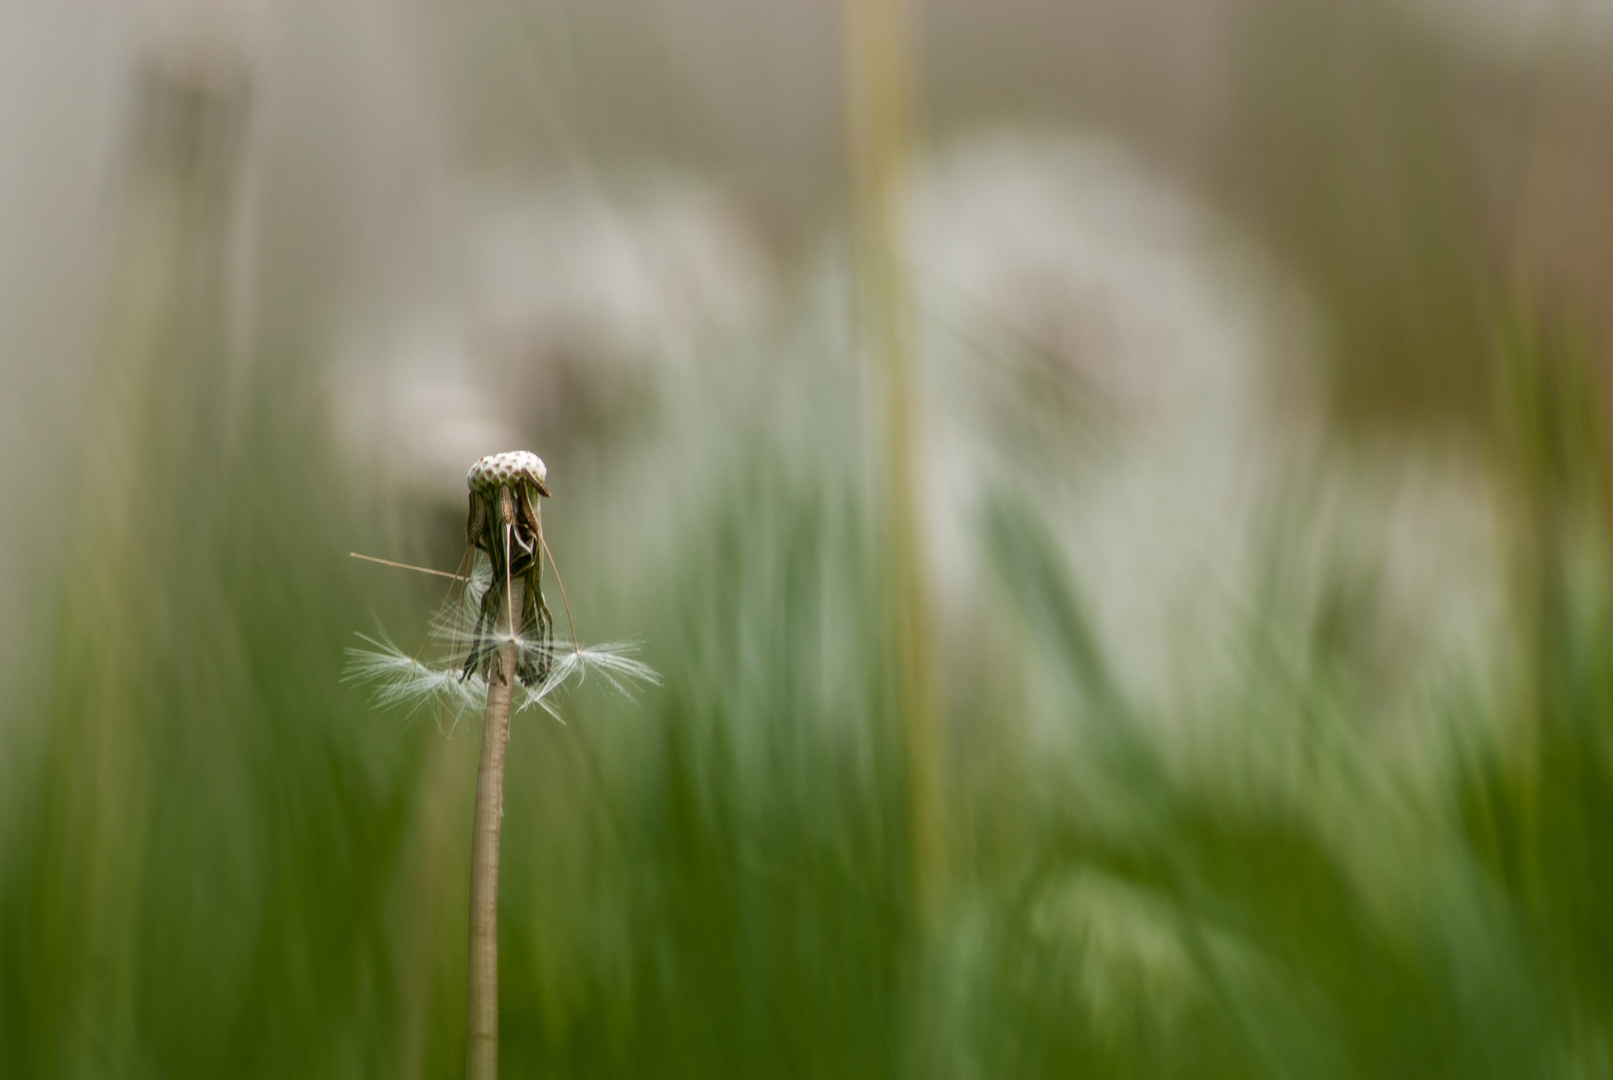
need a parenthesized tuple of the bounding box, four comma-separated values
(904, 132, 1502, 742)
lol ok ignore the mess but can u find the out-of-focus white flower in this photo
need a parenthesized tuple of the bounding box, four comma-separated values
(332, 323, 525, 501)
(903, 131, 1505, 768)
(464, 177, 774, 374)
(913, 132, 1294, 446)
(909, 132, 1316, 679)
(334, 174, 776, 503)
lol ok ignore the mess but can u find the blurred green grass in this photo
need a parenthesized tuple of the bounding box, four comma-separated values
(9, 306, 1613, 1078)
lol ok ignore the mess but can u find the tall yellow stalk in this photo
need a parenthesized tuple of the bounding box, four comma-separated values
(841, 0, 945, 928)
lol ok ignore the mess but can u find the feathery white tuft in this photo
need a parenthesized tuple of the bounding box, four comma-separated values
(514, 641, 661, 716)
(345, 626, 657, 730)
(343, 629, 486, 731)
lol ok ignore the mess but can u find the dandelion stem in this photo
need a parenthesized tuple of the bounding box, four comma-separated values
(466, 494, 521, 1080)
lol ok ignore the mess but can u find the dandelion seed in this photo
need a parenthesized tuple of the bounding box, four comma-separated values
(343, 628, 485, 726)
(344, 631, 656, 722)
(514, 640, 662, 713)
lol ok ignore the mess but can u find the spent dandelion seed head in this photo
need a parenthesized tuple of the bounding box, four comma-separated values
(461, 451, 556, 687)
(345, 451, 658, 727)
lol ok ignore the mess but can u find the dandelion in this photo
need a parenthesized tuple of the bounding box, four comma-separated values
(345, 451, 656, 1080)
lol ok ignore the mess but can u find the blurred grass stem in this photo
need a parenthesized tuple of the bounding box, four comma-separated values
(38, 65, 248, 1072)
(842, 0, 945, 927)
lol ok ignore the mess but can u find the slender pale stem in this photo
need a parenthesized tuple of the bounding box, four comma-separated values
(842, 0, 945, 928)
(466, 492, 523, 1080)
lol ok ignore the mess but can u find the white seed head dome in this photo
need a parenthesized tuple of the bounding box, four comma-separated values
(467, 451, 547, 494)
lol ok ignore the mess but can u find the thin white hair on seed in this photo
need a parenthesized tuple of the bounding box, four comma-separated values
(347, 629, 656, 728)
(564, 640, 661, 697)
(426, 554, 492, 648)
(344, 627, 486, 726)
(514, 641, 660, 716)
